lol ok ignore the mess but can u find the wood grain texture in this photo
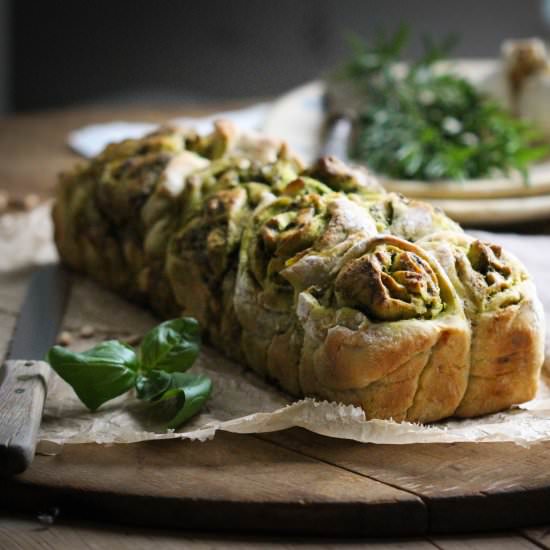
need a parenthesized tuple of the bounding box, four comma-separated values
(523, 527, 550, 549)
(259, 428, 550, 533)
(1, 433, 426, 537)
(0, 514, 439, 550)
(1, 514, 546, 549)
(0, 361, 50, 474)
(429, 534, 540, 549)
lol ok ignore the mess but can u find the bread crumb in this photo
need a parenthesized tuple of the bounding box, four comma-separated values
(57, 331, 72, 346)
(79, 324, 95, 338)
(23, 193, 41, 210)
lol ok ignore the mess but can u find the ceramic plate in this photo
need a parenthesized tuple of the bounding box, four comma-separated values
(263, 66, 550, 226)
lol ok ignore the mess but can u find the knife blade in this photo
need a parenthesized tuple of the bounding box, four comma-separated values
(320, 79, 361, 161)
(320, 116, 353, 160)
(0, 264, 70, 475)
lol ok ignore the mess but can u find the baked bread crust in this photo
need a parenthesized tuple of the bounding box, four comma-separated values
(295, 235, 471, 423)
(53, 121, 545, 423)
(418, 231, 545, 416)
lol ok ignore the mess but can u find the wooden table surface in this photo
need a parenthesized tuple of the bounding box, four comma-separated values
(2, 103, 550, 549)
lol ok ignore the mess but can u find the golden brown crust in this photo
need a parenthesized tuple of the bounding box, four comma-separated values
(52, 123, 546, 424)
(455, 280, 545, 416)
(418, 231, 545, 417)
(294, 236, 471, 422)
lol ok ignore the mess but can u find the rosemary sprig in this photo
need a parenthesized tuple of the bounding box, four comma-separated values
(337, 27, 548, 182)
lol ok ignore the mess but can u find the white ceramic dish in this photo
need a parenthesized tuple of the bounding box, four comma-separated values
(264, 68, 550, 226)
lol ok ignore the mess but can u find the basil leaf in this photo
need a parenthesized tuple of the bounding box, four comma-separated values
(139, 318, 201, 373)
(135, 369, 172, 401)
(156, 372, 212, 429)
(47, 341, 138, 411)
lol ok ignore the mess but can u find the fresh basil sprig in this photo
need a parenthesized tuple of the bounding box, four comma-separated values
(47, 318, 212, 429)
(47, 341, 139, 411)
(147, 372, 213, 429)
(139, 317, 200, 373)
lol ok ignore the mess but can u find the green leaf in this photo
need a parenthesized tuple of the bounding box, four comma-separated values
(339, 26, 547, 181)
(156, 372, 213, 429)
(47, 341, 138, 411)
(139, 317, 201, 373)
(135, 369, 172, 401)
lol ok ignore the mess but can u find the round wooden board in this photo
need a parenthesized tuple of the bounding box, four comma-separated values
(263, 72, 550, 226)
(3, 430, 550, 537)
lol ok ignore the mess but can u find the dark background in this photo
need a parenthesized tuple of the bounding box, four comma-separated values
(1, 0, 549, 113)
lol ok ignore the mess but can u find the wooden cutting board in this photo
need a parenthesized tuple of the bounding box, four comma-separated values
(5, 431, 550, 537)
(2, 271, 550, 537)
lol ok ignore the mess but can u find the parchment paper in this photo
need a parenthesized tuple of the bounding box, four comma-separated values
(2, 203, 550, 448)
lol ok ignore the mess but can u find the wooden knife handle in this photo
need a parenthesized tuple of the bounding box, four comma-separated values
(0, 360, 50, 475)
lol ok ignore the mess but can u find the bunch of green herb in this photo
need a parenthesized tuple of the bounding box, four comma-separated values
(47, 318, 212, 429)
(338, 27, 547, 181)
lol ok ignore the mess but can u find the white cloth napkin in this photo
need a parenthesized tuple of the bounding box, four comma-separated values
(67, 103, 271, 158)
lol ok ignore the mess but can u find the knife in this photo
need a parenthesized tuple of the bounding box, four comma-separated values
(320, 78, 363, 160)
(0, 264, 70, 475)
(320, 115, 353, 160)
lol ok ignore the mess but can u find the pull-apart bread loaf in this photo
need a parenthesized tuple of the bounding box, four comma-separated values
(53, 121, 545, 422)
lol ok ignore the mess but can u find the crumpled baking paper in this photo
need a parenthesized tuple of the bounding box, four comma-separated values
(2, 202, 550, 449)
